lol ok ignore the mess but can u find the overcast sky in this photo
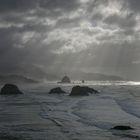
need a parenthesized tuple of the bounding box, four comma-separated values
(0, 0, 140, 80)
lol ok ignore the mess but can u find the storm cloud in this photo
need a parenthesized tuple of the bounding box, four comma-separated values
(0, 0, 140, 80)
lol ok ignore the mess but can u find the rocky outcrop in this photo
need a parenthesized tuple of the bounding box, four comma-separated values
(0, 84, 23, 95)
(69, 86, 99, 96)
(111, 125, 133, 130)
(49, 87, 65, 94)
(61, 76, 71, 83)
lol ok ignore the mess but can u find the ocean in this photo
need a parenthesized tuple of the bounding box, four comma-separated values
(0, 81, 140, 140)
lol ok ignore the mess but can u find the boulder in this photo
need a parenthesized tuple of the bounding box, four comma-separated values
(69, 86, 99, 96)
(49, 87, 65, 94)
(0, 84, 23, 95)
(111, 125, 133, 130)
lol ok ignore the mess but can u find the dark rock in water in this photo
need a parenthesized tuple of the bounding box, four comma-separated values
(61, 76, 71, 83)
(0, 133, 26, 140)
(0, 84, 23, 95)
(69, 86, 99, 96)
(111, 125, 133, 130)
(82, 80, 85, 83)
(49, 87, 65, 94)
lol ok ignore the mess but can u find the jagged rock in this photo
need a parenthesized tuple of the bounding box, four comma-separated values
(69, 86, 99, 96)
(111, 125, 133, 130)
(0, 84, 23, 95)
(49, 87, 65, 94)
(61, 76, 71, 83)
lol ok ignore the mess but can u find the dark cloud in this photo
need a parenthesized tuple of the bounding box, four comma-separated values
(104, 13, 137, 30)
(123, 0, 140, 13)
(0, 0, 140, 80)
(87, 0, 109, 13)
(39, 0, 80, 12)
(55, 17, 81, 29)
(0, 0, 80, 13)
(0, 0, 38, 13)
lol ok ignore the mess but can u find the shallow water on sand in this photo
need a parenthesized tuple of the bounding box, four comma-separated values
(0, 82, 140, 140)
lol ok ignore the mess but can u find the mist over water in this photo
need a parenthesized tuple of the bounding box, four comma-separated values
(39, 80, 140, 86)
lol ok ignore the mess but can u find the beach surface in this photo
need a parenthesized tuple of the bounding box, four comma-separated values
(0, 82, 140, 140)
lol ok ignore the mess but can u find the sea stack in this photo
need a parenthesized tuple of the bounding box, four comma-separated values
(49, 87, 66, 94)
(69, 86, 99, 96)
(82, 80, 85, 83)
(0, 84, 23, 95)
(61, 76, 71, 83)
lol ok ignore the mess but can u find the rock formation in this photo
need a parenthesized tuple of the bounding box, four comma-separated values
(61, 76, 71, 83)
(69, 86, 99, 96)
(0, 84, 23, 95)
(82, 80, 85, 83)
(49, 87, 65, 94)
(111, 125, 133, 130)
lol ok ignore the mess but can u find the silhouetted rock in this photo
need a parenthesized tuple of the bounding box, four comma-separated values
(61, 76, 71, 83)
(49, 87, 65, 94)
(82, 80, 85, 83)
(111, 125, 133, 130)
(69, 86, 99, 96)
(0, 133, 26, 140)
(0, 84, 23, 95)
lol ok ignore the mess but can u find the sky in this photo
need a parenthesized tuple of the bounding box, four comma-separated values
(0, 0, 140, 80)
